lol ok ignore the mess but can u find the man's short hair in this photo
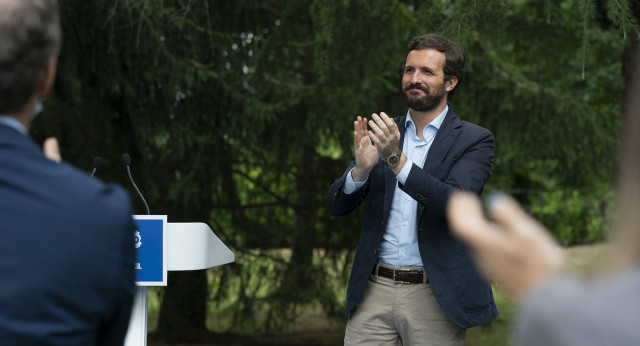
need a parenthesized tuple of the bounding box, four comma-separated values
(0, 0, 61, 114)
(407, 34, 465, 100)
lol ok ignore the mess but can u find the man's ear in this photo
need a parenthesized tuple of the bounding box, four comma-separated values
(36, 57, 58, 97)
(445, 76, 458, 92)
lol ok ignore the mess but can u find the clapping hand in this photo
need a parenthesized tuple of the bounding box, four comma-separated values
(351, 116, 379, 182)
(367, 112, 401, 161)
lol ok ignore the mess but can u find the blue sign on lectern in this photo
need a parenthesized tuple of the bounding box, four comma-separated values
(133, 215, 167, 286)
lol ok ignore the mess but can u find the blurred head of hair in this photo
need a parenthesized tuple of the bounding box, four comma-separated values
(0, 0, 60, 115)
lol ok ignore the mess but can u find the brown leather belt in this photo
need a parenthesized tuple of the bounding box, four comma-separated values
(373, 265, 426, 284)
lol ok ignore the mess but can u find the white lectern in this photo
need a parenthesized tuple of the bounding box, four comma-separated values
(124, 218, 235, 346)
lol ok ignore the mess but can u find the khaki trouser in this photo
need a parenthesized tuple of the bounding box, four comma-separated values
(344, 264, 465, 346)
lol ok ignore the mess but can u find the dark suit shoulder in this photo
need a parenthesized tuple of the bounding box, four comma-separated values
(37, 155, 134, 219)
(0, 129, 136, 344)
(445, 107, 493, 136)
(460, 120, 493, 136)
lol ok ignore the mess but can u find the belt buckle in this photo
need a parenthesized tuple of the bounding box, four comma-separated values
(392, 268, 412, 284)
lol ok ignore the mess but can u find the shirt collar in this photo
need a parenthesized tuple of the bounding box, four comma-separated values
(405, 105, 448, 132)
(0, 115, 27, 134)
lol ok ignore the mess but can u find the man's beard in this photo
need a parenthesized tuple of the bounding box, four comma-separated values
(403, 82, 447, 112)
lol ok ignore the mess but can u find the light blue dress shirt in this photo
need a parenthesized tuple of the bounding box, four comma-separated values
(344, 106, 448, 267)
(0, 115, 26, 134)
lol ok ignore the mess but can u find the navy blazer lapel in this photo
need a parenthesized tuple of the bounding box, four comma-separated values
(382, 115, 406, 220)
(417, 109, 461, 217)
(423, 108, 462, 171)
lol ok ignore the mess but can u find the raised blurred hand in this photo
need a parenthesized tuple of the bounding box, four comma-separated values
(447, 191, 566, 299)
(43, 137, 61, 163)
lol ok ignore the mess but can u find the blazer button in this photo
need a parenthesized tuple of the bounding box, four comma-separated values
(334, 191, 339, 198)
(416, 193, 426, 201)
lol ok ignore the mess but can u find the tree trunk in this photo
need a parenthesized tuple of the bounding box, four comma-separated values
(151, 271, 210, 342)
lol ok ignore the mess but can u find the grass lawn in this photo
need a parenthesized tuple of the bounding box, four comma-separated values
(147, 244, 606, 345)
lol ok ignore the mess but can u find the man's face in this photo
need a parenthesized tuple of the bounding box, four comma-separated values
(402, 49, 454, 112)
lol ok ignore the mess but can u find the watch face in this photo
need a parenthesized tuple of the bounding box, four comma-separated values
(387, 153, 400, 167)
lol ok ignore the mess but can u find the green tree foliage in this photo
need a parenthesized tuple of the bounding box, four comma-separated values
(30, 0, 638, 340)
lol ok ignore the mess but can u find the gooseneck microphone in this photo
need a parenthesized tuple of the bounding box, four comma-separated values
(89, 156, 101, 178)
(121, 153, 151, 215)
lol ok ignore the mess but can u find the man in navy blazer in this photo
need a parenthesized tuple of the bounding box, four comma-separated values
(0, 0, 137, 344)
(327, 34, 498, 345)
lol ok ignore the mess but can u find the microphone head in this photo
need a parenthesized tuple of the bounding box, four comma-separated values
(121, 153, 131, 166)
(92, 156, 102, 169)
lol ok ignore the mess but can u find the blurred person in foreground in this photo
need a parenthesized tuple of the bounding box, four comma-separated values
(447, 70, 640, 346)
(327, 34, 497, 345)
(0, 0, 136, 344)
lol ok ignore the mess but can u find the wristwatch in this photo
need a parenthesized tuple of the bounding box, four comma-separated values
(385, 151, 401, 167)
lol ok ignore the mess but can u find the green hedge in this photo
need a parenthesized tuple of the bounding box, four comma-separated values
(527, 186, 615, 246)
